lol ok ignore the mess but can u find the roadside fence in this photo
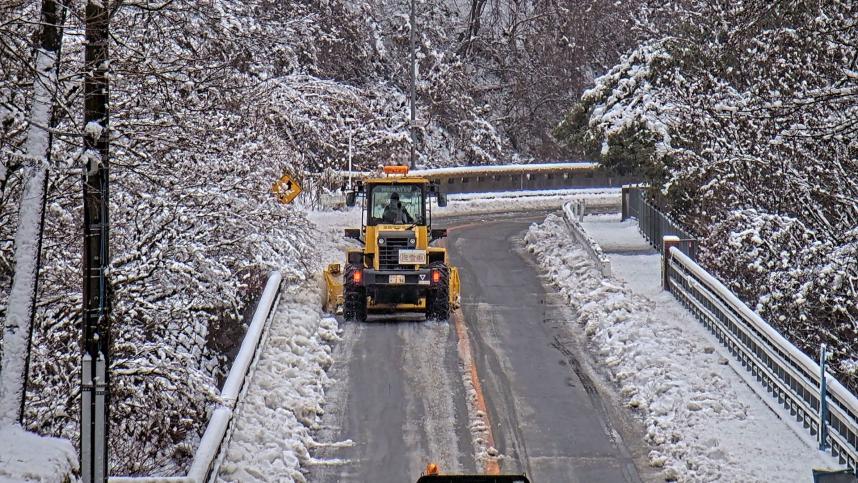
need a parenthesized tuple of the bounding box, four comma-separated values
(562, 201, 611, 276)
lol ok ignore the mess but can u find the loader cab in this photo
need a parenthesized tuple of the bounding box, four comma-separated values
(368, 182, 426, 226)
(344, 166, 447, 230)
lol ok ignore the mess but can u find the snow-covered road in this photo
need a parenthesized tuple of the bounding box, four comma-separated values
(304, 210, 651, 482)
(213, 200, 839, 483)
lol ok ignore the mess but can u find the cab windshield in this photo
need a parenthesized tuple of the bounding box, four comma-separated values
(368, 184, 425, 225)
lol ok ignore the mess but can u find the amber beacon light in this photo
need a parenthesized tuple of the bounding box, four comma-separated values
(383, 165, 409, 176)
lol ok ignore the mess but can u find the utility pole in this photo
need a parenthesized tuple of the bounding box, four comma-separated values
(81, 0, 110, 481)
(409, 0, 417, 169)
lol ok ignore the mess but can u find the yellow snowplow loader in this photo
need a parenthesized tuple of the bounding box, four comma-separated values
(323, 165, 460, 320)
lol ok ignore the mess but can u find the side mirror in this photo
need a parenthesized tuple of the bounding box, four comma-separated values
(344, 228, 361, 241)
(436, 193, 447, 207)
(345, 192, 357, 207)
(430, 228, 447, 240)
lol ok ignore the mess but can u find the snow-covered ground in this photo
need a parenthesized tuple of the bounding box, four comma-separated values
(525, 213, 838, 482)
(0, 424, 77, 482)
(440, 188, 619, 217)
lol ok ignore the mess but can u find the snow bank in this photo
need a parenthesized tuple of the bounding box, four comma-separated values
(0, 424, 77, 482)
(525, 214, 836, 481)
(216, 285, 340, 483)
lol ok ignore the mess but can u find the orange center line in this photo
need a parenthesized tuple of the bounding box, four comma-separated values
(453, 309, 500, 475)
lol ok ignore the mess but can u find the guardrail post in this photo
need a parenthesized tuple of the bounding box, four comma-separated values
(663, 236, 680, 290)
(621, 185, 630, 221)
(819, 343, 830, 451)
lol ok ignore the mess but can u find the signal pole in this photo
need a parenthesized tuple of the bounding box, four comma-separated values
(409, 0, 417, 169)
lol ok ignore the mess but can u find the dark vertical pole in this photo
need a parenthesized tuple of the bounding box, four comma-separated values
(82, 0, 109, 480)
(409, 0, 416, 169)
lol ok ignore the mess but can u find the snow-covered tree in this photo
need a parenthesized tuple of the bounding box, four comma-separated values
(0, 0, 66, 426)
(560, 0, 858, 389)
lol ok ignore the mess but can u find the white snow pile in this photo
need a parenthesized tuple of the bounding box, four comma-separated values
(217, 285, 341, 483)
(525, 214, 834, 482)
(0, 424, 77, 482)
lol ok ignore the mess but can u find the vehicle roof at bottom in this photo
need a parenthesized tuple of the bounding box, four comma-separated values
(416, 476, 530, 483)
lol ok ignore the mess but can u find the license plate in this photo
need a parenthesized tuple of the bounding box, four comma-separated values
(389, 274, 405, 284)
(398, 249, 426, 265)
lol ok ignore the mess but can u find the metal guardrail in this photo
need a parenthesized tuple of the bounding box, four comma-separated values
(561, 201, 611, 276)
(335, 162, 639, 195)
(110, 271, 283, 483)
(666, 247, 858, 474)
(622, 185, 697, 259)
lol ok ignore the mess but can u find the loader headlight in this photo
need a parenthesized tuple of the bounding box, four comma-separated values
(409, 238, 416, 246)
(378, 237, 385, 245)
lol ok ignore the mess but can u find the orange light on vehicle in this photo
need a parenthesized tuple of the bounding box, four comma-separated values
(431, 269, 441, 283)
(353, 269, 363, 284)
(383, 165, 409, 175)
(425, 463, 440, 475)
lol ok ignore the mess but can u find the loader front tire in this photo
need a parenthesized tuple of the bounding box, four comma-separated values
(426, 261, 450, 321)
(343, 264, 367, 322)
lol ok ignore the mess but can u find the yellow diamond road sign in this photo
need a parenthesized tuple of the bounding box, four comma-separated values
(272, 174, 302, 204)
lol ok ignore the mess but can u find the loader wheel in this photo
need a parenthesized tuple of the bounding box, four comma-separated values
(426, 261, 450, 321)
(343, 264, 367, 322)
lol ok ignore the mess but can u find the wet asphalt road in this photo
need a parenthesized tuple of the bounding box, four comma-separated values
(308, 211, 651, 482)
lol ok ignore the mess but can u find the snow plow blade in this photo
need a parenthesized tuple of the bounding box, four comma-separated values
(416, 476, 530, 483)
(322, 263, 344, 314)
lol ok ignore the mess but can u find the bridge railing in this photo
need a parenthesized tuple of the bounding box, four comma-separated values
(110, 271, 283, 483)
(665, 242, 858, 474)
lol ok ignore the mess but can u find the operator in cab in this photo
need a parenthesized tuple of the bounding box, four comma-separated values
(382, 192, 414, 224)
